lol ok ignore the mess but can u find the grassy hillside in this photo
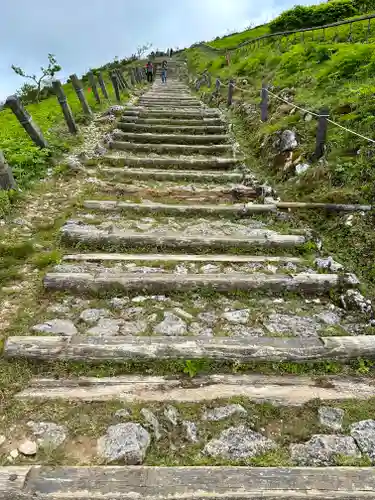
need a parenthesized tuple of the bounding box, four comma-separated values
(0, 71, 131, 216)
(185, 13, 375, 295)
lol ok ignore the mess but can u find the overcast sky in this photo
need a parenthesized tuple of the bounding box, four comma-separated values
(0, 0, 323, 99)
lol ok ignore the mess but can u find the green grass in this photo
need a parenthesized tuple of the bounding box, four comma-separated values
(1, 391, 375, 466)
(0, 70, 136, 217)
(184, 13, 375, 299)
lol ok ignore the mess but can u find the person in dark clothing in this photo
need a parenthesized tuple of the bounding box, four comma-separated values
(170, 48, 173, 58)
(146, 61, 154, 83)
(161, 59, 168, 83)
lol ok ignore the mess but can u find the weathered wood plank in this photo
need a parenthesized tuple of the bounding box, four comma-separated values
(7, 336, 375, 363)
(109, 140, 233, 155)
(119, 117, 223, 126)
(60, 225, 307, 252)
(16, 374, 375, 404)
(0, 150, 17, 190)
(98, 166, 243, 182)
(52, 80, 78, 134)
(111, 130, 229, 144)
(5, 95, 48, 148)
(43, 271, 347, 295)
(116, 122, 226, 134)
(1, 465, 375, 499)
(100, 154, 243, 170)
(82, 200, 277, 215)
(62, 253, 303, 264)
(70, 74, 93, 117)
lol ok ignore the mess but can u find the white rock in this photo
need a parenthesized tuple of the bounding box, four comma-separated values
(279, 130, 298, 152)
(173, 308, 193, 320)
(0, 436, 6, 446)
(141, 408, 162, 440)
(200, 264, 220, 274)
(115, 409, 131, 418)
(10, 449, 19, 459)
(222, 309, 250, 325)
(183, 421, 199, 443)
(154, 312, 187, 336)
(164, 406, 179, 426)
(18, 440, 37, 456)
(79, 309, 110, 325)
(203, 404, 247, 421)
(315, 256, 343, 272)
(295, 163, 310, 175)
(32, 319, 77, 336)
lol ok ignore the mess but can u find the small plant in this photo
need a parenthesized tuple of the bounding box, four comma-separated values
(183, 360, 199, 378)
(12, 54, 61, 103)
(31, 250, 61, 269)
(356, 358, 374, 375)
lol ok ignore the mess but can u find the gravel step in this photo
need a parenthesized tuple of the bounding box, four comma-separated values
(99, 154, 243, 170)
(61, 224, 306, 252)
(5, 335, 375, 362)
(111, 131, 229, 144)
(109, 141, 233, 156)
(15, 374, 375, 403)
(117, 123, 227, 134)
(98, 167, 244, 183)
(43, 270, 352, 295)
(1, 465, 373, 499)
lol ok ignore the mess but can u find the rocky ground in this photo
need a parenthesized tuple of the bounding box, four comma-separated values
(1, 61, 375, 498)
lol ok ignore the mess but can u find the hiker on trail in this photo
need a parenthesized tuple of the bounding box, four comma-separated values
(146, 61, 154, 83)
(170, 48, 173, 58)
(161, 59, 168, 83)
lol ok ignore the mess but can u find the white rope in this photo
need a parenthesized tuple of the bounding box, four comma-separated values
(215, 79, 375, 145)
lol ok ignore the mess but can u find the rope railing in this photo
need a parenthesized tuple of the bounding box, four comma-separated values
(193, 72, 375, 160)
(202, 12, 375, 54)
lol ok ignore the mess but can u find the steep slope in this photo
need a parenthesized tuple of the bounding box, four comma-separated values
(0, 56, 375, 498)
(185, 14, 375, 297)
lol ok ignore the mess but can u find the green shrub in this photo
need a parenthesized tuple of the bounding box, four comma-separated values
(269, 0, 358, 33)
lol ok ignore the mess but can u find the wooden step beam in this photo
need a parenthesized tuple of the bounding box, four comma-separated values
(43, 270, 353, 295)
(62, 253, 304, 264)
(16, 374, 375, 403)
(98, 167, 244, 183)
(109, 140, 233, 156)
(5, 335, 375, 363)
(61, 225, 306, 252)
(1, 465, 374, 499)
(111, 130, 229, 144)
(99, 154, 243, 170)
(82, 200, 277, 216)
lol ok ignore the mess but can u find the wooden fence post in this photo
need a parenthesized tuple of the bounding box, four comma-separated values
(52, 80, 78, 134)
(116, 70, 127, 90)
(260, 82, 268, 122)
(114, 69, 124, 90)
(5, 95, 48, 148)
(315, 107, 329, 159)
(121, 72, 130, 89)
(129, 69, 136, 86)
(215, 78, 221, 95)
(88, 71, 101, 104)
(227, 79, 235, 107)
(98, 72, 109, 100)
(70, 74, 93, 117)
(111, 72, 121, 103)
(0, 150, 17, 190)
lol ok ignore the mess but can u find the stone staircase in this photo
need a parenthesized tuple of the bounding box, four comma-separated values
(2, 64, 375, 498)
